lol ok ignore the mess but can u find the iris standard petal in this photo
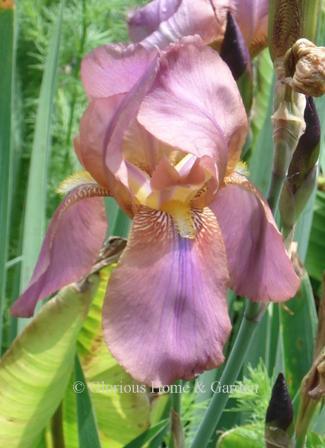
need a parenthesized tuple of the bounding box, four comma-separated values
(123, 121, 183, 175)
(210, 174, 300, 301)
(76, 96, 134, 215)
(103, 51, 160, 187)
(81, 44, 158, 99)
(103, 207, 231, 386)
(78, 52, 175, 214)
(138, 39, 247, 179)
(11, 185, 108, 317)
(76, 95, 124, 189)
(235, 0, 268, 56)
(128, 0, 181, 43)
(79, 67, 183, 183)
(129, 0, 268, 57)
(129, 0, 230, 50)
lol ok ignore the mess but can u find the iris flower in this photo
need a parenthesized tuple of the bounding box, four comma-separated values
(12, 38, 299, 386)
(128, 0, 268, 55)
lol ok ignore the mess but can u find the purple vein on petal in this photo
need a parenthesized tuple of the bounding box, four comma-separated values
(103, 207, 231, 386)
(174, 236, 189, 347)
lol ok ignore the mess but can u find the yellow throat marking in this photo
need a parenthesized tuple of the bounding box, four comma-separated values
(162, 201, 196, 239)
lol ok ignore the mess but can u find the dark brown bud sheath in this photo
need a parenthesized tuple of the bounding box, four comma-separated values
(269, 0, 303, 60)
(266, 373, 293, 430)
(269, 0, 320, 61)
(280, 97, 320, 235)
(220, 12, 250, 81)
(265, 373, 294, 448)
(268, 1, 321, 214)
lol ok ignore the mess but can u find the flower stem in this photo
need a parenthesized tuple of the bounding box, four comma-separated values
(191, 137, 295, 447)
(190, 162, 294, 447)
(295, 401, 318, 448)
(169, 381, 183, 448)
(190, 301, 265, 448)
(191, 66, 304, 448)
(268, 171, 285, 213)
(172, 384, 181, 414)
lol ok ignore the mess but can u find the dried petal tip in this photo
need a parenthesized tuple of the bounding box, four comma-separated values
(220, 12, 250, 81)
(284, 39, 325, 97)
(266, 373, 293, 430)
(308, 356, 325, 400)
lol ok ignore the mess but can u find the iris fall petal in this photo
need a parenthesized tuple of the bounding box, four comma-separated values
(210, 174, 300, 301)
(103, 207, 231, 386)
(11, 185, 108, 317)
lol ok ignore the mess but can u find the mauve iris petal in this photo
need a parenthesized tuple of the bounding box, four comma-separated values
(103, 52, 160, 188)
(235, 0, 268, 55)
(103, 207, 231, 386)
(128, 0, 268, 56)
(11, 185, 108, 317)
(81, 44, 158, 99)
(75, 96, 134, 215)
(210, 174, 300, 301)
(128, 0, 230, 50)
(138, 40, 247, 181)
(128, 0, 181, 43)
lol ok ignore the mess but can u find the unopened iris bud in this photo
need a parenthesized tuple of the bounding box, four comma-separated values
(268, 82, 306, 210)
(220, 12, 250, 81)
(220, 11, 252, 112)
(265, 373, 294, 448)
(280, 97, 320, 236)
(271, 83, 306, 149)
(281, 167, 317, 238)
(284, 39, 325, 97)
(268, 1, 321, 212)
(269, 0, 320, 61)
(269, 0, 302, 60)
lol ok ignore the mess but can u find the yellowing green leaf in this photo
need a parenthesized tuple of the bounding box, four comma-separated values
(0, 275, 99, 448)
(77, 267, 151, 447)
